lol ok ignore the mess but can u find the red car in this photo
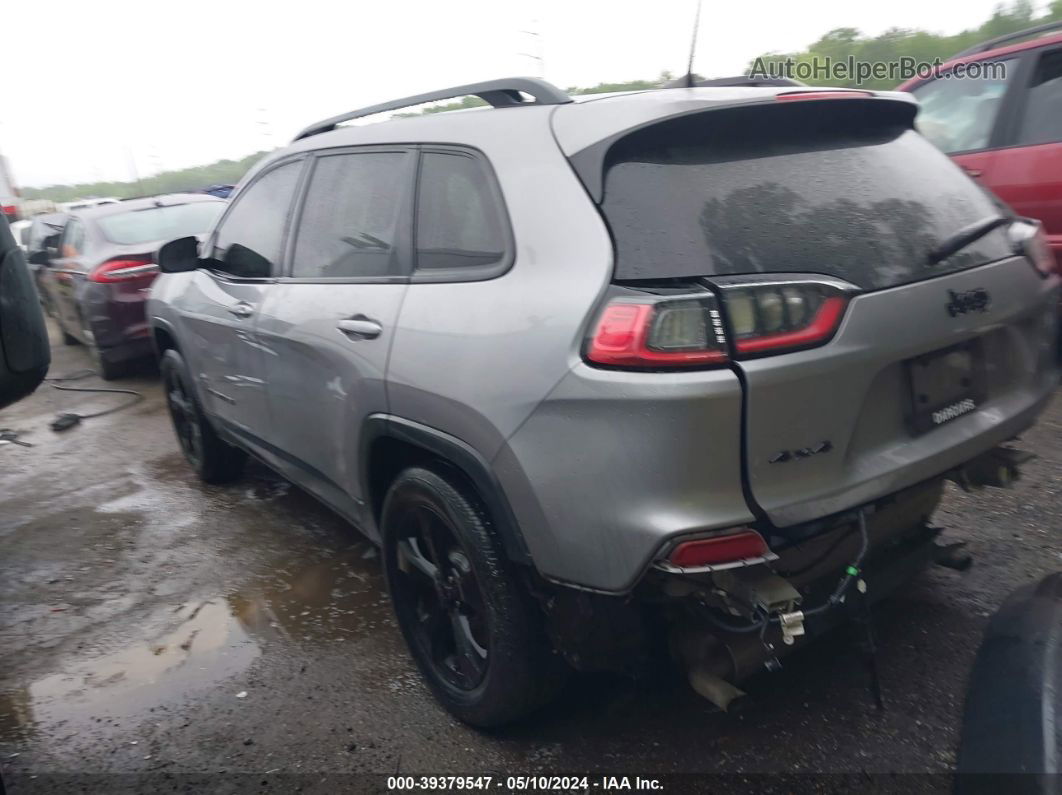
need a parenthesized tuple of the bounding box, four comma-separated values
(898, 21, 1062, 269)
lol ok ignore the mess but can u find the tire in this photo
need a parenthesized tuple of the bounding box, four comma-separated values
(382, 466, 566, 728)
(160, 348, 246, 484)
(57, 316, 79, 346)
(90, 345, 125, 381)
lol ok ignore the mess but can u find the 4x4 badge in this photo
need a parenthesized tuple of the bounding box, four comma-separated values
(947, 288, 990, 317)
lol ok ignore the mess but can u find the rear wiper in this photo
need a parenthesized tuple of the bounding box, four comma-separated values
(928, 215, 1010, 266)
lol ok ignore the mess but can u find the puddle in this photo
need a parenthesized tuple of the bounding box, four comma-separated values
(0, 600, 259, 742)
(0, 540, 393, 743)
(230, 542, 392, 642)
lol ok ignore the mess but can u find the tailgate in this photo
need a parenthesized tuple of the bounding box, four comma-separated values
(739, 256, 1059, 527)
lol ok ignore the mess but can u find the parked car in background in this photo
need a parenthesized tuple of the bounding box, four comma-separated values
(9, 219, 30, 251)
(200, 184, 235, 199)
(0, 152, 19, 224)
(23, 212, 67, 315)
(149, 78, 1059, 727)
(899, 21, 1062, 270)
(35, 194, 225, 379)
(57, 197, 121, 213)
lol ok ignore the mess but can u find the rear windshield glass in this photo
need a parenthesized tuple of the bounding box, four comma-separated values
(98, 202, 225, 246)
(600, 102, 1012, 289)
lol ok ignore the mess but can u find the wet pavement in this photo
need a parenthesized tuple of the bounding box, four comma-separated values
(1, 324, 1060, 791)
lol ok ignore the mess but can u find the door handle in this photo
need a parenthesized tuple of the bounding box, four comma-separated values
(962, 166, 983, 178)
(336, 317, 382, 340)
(227, 302, 255, 318)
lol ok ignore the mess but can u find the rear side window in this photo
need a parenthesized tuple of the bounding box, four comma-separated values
(415, 151, 506, 273)
(1017, 49, 1062, 146)
(213, 160, 302, 279)
(910, 60, 1014, 153)
(600, 101, 1012, 290)
(292, 152, 409, 279)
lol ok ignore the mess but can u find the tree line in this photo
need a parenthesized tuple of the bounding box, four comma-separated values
(750, 0, 1062, 89)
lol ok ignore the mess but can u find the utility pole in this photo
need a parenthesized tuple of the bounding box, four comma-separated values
(125, 146, 145, 196)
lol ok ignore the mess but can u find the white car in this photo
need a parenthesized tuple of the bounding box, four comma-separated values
(8, 219, 30, 251)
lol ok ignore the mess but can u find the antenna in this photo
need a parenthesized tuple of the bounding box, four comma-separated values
(685, 0, 702, 88)
(520, 20, 545, 78)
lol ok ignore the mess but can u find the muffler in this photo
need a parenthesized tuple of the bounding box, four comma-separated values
(671, 622, 791, 712)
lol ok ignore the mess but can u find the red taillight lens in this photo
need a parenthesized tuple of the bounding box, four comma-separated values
(89, 257, 158, 284)
(721, 282, 850, 357)
(586, 296, 729, 369)
(667, 530, 769, 569)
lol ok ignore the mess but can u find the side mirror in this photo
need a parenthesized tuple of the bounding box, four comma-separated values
(158, 236, 201, 274)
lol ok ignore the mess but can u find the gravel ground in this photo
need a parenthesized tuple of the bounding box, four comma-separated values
(1, 324, 1059, 793)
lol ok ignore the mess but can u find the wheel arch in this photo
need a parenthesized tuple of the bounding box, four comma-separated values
(361, 414, 533, 566)
(151, 318, 179, 357)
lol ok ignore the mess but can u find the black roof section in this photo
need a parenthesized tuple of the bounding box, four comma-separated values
(294, 77, 573, 141)
(952, 19, 1062, 59)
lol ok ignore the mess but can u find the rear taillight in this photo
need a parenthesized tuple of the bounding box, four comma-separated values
(660, 529, 775, 572)
(586, 280, 854, 369)
(719, 281, 851, 357)
(89, 257, 158, 284)
(586, 295, 729, 369)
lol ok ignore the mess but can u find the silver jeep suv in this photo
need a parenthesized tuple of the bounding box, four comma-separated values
(149, 78, 1060, 726)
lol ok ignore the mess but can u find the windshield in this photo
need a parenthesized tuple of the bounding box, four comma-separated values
(97, 202, 225, 246)
(600, 101, 1012, 290)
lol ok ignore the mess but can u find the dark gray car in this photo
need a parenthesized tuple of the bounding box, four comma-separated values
(148, 78, 1060, 727)
(40, 194, 224, 378)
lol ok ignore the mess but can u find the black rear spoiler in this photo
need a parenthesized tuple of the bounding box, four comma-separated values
(567, 93, 918, 204)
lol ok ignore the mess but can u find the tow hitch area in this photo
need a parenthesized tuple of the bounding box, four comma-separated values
(664, 506, 969, 713)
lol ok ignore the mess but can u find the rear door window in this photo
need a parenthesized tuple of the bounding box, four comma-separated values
(415, 151, 508, 275)
(212, 160, 303, 279)
(1016, 48, 1062, 146)
(291, 151, 411, 280)
(600, 101, 1013, 290)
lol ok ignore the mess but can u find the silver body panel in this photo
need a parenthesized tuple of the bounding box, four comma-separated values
(149, 86, 1060, 594)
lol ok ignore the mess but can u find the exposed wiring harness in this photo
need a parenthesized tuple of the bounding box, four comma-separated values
(699, 508, 870, 634)
(45, 370, 144, 431)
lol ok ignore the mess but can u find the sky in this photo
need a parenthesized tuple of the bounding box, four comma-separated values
(0, 0, 1030, 187)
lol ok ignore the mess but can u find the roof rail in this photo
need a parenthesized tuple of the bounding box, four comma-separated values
(952, 19, 1062, 59)
(293, 77, 572, 141)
